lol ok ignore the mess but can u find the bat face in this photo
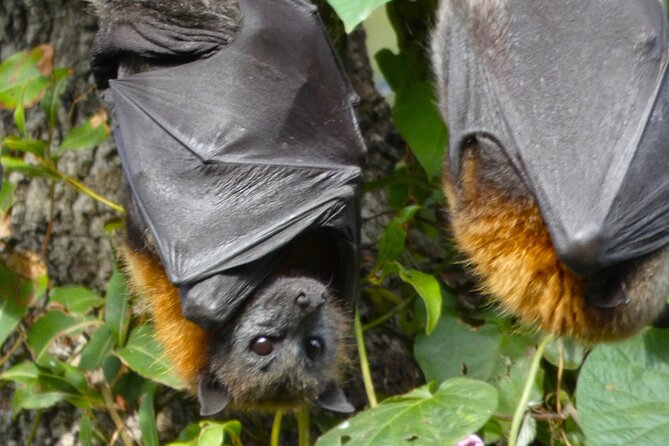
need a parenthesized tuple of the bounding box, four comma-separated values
(199, 276, 352, 415)
(432, 0, 669, 341)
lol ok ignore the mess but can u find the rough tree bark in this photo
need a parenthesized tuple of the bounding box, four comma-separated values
(0, 0, 420, 443)
(1, 1, 122, 444)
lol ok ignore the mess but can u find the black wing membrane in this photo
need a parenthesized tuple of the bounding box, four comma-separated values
(96, 0, 365, 325)
(442, 0, 669, 275)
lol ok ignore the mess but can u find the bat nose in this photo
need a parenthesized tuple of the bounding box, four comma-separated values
(296, 289, 325, 309)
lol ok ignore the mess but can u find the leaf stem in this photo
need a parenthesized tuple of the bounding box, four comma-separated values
(271, 410, 284, 446)
(355, 309, 378, 408)
(508, 334, 553, 446)
(102, 385, 133, 446)
(297, 406, 311, 446)
(557, 340, 564, 414)
(363, 296, 414, 332)
(40, 180, 56, 259)
(26, 409, 42, 446)
(0, 332, 26, 368)
(60, 173, 124, 214)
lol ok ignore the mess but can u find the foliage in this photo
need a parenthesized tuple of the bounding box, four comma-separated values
(316, 379, 497, 445)
(1, 2, 668, 445)
(0, 45, 181, 445)
(576, 329, 669, 446)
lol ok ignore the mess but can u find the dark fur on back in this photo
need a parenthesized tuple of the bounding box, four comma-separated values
(89, 0, 241, 33)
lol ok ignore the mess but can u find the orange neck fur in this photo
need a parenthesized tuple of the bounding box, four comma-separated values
(121, 248, 209, 389)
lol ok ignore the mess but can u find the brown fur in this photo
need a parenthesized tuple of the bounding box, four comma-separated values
(121, 247, 209, 389)
(446, 150, 658, 342)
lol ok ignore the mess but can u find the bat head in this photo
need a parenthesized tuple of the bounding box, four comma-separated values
(198, 276, 353, 416)
(433, 0, 669, 341)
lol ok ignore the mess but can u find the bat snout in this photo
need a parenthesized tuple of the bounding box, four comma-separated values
(296, 289, 325, 309)
(557, 231, 633, 309)
(555, 228, 608, 278)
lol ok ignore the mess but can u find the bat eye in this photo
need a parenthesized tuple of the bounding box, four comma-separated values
(250, 336, 274, 356)
(305, 336, 324, 360)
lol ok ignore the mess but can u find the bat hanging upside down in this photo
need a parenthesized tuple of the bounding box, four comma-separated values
(90, 0, 364, 415)
(432, 0, 669, 342)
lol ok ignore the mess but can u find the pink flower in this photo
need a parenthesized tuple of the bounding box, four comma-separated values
(454, 434, 484, 446)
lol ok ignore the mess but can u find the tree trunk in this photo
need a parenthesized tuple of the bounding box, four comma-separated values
(1, 1, 122, 444)
(1, 0, 122, 292)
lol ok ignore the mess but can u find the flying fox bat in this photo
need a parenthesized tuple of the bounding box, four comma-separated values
(90, 0, 364, 415)
(432, 0, 669, 342)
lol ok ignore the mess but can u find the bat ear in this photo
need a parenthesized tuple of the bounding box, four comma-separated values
(198, 372, 231, 416)
(315, 382, 354, 413)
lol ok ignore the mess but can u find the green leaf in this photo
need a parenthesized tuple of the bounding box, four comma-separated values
(0, 156, 59, 180)
(376, 205, 421, 267)
(103, 218, 124, 233)
(375, 49, 408, 92)
(395, 264, 442, 334)
(167, 421, 242, 446)
(577, 328, 669, 446)
(197, 424, 225, 446)
(47, 360, 90, 394)
(0, 180, 15, 213)
(139, 387, 160, 446)
(115, 324, 186, 390)
(496, 356, 544, 417)
(0, 361, 39, 385)
(102, 355, 122, 384)
(115, 371, 148, 406)
(0, 45, 53, 109)
(317, 378, 498, 445)
(172, 423, 202, 443)
(56, 111, 110, 155)
(40, 67, 71, 129)
(392, 80, 447, 179)
(12, 387, 66, 413)
(13, 95, 26, 137)
(327, 0, 391, 33)
(376, 48, 447, 179)
(50, 286, 104, 314)
(0, 47, 44, 91)
(105, 270, 130, 347)
(31, 364, 101, 409)
(37, 371, 82, 397)
(79, 416, 93, 446)
(0, 262, 37, 348)
(543, 337, 587, 371)
(79, 325, 115, 371)
(414, 307, 536, 385)
(221, 420, 243, 444)
(517, 414, 537, 446)
(16, 76, 51, 109)
(2, 136, 45, 157)
(3, 360, 100, 410)
(26, 311, 98, 364)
